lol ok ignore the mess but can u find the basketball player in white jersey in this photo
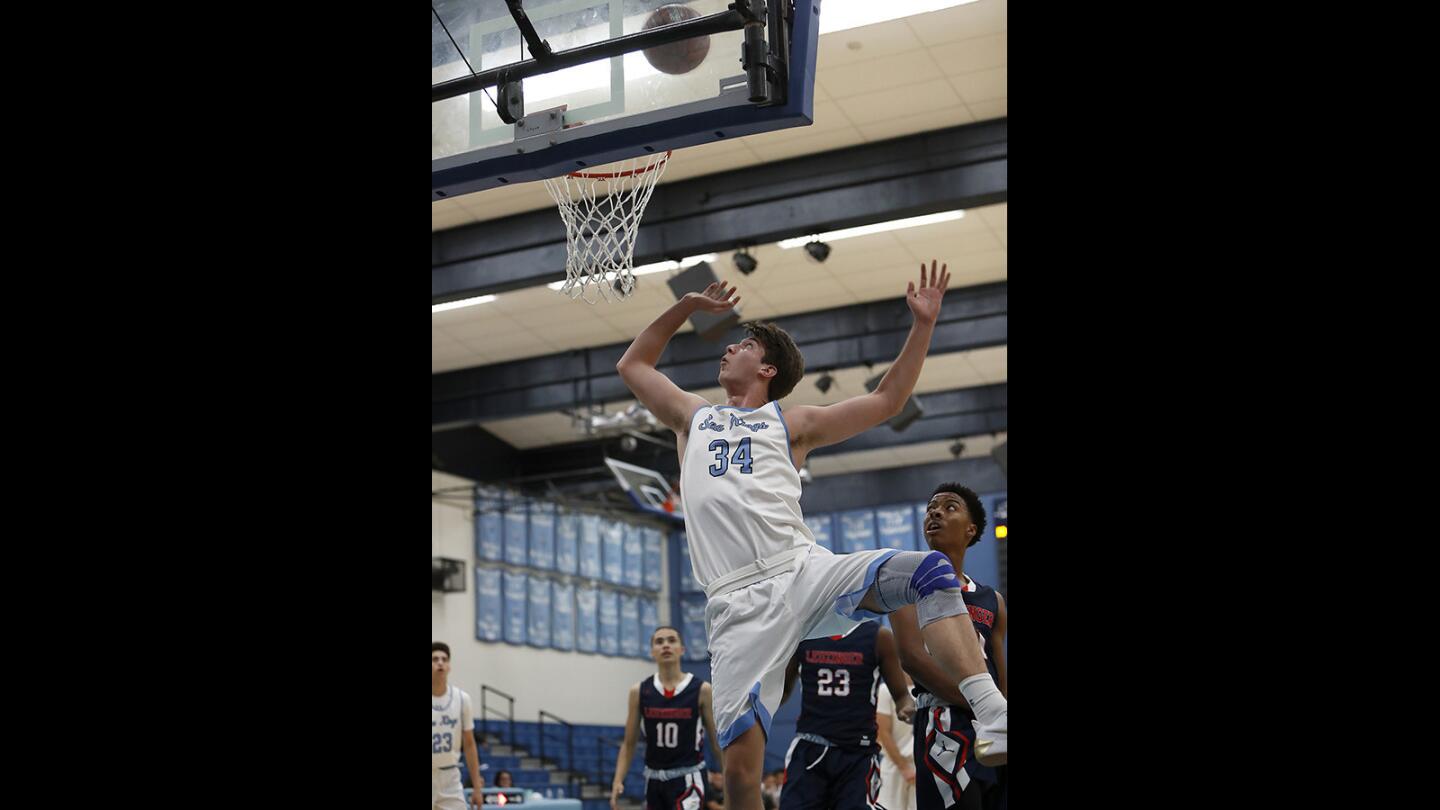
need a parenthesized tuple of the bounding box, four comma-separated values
(615, 262, 1008, 810)
(610, 626, 724, 810)
(433, 642, 484, 809)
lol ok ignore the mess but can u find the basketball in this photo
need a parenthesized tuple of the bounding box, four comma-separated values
(641, 4, 710, 75)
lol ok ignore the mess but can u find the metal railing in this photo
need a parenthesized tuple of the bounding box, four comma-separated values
(596, 735, 628, 797)
(481, 684, 516, 747)
(539, 710, 578, 794)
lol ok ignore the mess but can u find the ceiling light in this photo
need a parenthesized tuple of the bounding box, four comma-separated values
(778, 210, 965, 249)
(803, 241, 831, 263)
(432, 294, 497, 313)
(547, 254, 716, 291)
(819, 0, 981, 36)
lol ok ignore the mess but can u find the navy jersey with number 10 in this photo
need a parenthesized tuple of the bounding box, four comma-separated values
(639, 673, 705, 770)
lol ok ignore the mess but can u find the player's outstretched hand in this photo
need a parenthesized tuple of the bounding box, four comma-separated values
(905, 260, 949, 325)
(684, 281, 741, 313)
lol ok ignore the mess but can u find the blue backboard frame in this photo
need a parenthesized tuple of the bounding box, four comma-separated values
(432, 0, 818, 199)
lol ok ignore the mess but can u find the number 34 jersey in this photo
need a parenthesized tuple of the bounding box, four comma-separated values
(680, 402, 814, 590)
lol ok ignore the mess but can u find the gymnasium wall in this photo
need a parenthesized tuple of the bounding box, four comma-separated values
(433, 470, 668, 725)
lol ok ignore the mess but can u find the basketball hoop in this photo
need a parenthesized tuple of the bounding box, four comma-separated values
(543, 151, 672, 304)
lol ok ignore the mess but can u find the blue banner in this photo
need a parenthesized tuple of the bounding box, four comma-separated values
(529, 502, 556, 570)
(623, 524, 644, 587)
(676, 534, 700, 593)
(575, 586, 598, 653)
(555, 510, 579, 575)
(804, 513, 834, 551)
(504, 496, 529, 567)
(598, 589, 620, 655)
(839, 509, 877, 553)
(914, 503, 929, 550)
(551, 581, 575, 651)
(475, 567, 502, 642)
(527, 577, 551, 648)
(643, 529, 664, 592)
(603, 520, 625, 585)
(620, 594, 640, 657)
(639, 598, 659, 653)
(876, 505, 917, 551)
(579, 514, 602, 579)
(475, 486, 504, 562)
(503, 571, 527, 645)
(680, 597, 708, 661)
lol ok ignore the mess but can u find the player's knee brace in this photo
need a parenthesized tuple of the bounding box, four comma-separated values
(909, 550, 966, 628)
(866, 551, 966, 627)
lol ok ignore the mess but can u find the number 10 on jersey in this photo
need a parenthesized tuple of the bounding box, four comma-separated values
(708, 437, 754, 477)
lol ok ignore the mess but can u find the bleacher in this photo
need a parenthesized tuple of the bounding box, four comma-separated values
(461, 718, 652, 810)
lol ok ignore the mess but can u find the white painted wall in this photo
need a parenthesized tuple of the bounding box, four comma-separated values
(433, 470, 672, 725)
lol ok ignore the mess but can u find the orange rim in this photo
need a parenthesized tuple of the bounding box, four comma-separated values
(568, 151, 672, 179)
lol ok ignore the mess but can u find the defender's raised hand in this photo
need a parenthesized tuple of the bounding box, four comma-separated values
(906, 260, 949, 324)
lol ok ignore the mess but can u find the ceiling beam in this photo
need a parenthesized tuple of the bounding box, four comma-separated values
(435, 384, 1004, 487)
(433, 283, 1006, 427)
(432, 118, 1007, 302)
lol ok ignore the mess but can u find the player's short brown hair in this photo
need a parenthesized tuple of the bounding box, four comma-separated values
(745, 322, 804, 401)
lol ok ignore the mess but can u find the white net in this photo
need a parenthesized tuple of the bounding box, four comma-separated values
(543, 151, 671, 303)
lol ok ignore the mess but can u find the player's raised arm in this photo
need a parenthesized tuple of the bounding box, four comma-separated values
(616, 281, 739, 433)
(785, 261, 950, 451)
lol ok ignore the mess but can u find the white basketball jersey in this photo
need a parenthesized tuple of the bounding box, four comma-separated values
(432, 686, 472, 768)
(680, 402, 814, 588)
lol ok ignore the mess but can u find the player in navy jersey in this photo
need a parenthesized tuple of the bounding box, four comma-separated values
(890, 484, 1008, 810)
(613, 626, 724, 810)
(779, 620, 915, 810)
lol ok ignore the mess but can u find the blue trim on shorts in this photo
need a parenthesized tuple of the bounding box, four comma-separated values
(832, 549, 902, 621)
(718, 680, 774, 748)
(772, 401, 797, 468)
